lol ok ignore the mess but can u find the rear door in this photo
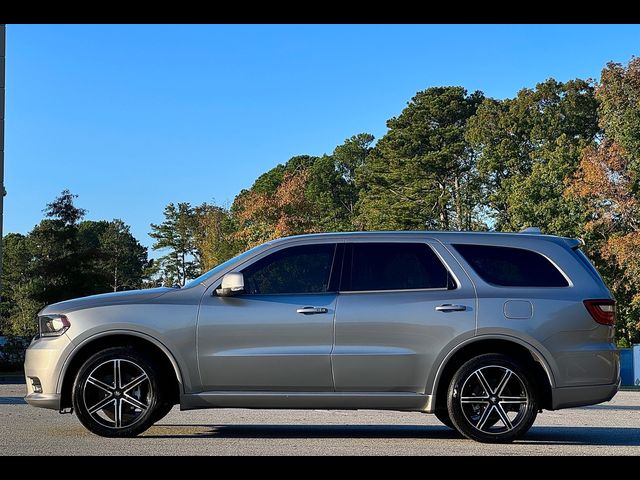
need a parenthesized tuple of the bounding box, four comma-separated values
(331, 240, 476, 393)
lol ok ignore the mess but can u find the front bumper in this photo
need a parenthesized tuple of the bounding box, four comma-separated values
(24, 393, 61, 410)
(551, 380, 620, 410)
(23, 334, 72, 410)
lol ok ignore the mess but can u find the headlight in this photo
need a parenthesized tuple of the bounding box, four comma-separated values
(39, 314, 70, 337)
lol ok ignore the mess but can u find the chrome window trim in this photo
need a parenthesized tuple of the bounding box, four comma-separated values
(338, 287, 451, 294)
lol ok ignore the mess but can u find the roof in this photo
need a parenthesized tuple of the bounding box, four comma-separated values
(267, 230, 577, 248)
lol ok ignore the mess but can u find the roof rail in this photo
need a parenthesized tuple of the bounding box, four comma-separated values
(520, 227, 542, 234)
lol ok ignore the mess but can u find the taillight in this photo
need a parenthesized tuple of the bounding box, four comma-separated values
(584, 299, 616, 326)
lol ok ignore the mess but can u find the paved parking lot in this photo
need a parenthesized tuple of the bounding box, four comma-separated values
(1, 383, 639, 455)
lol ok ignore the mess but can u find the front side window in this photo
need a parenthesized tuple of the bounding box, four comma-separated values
(452, 244, 569, 287)
(241, 244, 336, 295)
(342, 242, 451, 291)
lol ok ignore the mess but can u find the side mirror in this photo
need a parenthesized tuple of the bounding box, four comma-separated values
(215, 272, 245, 297)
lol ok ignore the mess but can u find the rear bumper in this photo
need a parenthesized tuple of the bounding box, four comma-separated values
(551, 380, 620, 410)
(24, 393, 61, 410)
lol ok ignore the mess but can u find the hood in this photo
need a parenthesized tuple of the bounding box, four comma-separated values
(39, 287, 175, 315)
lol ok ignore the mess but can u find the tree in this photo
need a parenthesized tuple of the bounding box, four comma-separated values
(78, 220, 149, 292)
(193, 203, 239, 271)
(567, 141, 640, 344)
(29, 190, 88, 305)
(149, 203, 200, 286)
(467, 78, 599, 234)
(357, 87, 485, 231)
(0, 233, 39, 336)
(4, 282, 40, 336)
(44, 189, 87, 226)
(596, 57, 640, 160)
(99, 220, 149, 291)
(328, 133, 375, 230)
(565, 58, 640, 344)
(233, 165, 319, 248)
(1, 191, 151, 336)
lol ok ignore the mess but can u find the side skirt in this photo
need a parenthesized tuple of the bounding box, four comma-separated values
(180, 391, 433, 412)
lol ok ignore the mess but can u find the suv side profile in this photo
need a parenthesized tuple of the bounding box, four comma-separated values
(24, 231, 620, 443)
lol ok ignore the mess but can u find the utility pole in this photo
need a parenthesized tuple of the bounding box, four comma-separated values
(0, 25, 5, 297)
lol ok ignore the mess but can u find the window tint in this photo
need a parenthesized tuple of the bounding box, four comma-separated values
(453, 244, 568, 287)
(343, 243, 451, 291)
(241, 244, 336, 295)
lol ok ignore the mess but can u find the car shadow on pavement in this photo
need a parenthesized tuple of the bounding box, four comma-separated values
(0, 376, 25, 385)
(144, 424, 640, 446)
(145, 424, 462, 440)
(523, 426, 640, 446)
(0, 396, 26, 405)
(579, 404, 640, 411)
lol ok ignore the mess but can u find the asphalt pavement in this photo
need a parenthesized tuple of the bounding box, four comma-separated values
(1, 383, 639, 455)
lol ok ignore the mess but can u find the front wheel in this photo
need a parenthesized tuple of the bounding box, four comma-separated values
(434, 408, 455, 429)
(72, 347, 162, 437)
(447, 354, 538, 443)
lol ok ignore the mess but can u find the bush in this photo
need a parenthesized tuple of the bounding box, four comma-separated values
(0, 336, 32, 371)
(617, 337, 632, 349)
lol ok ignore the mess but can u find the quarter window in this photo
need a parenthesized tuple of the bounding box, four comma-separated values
(342, 243, 452, 291)
(452, 244, 569, 287)
(241, 244, 336, 295)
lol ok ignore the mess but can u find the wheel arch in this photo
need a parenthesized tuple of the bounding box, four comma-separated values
(58, 330, 184, 410)
(429, 335, 555, 413)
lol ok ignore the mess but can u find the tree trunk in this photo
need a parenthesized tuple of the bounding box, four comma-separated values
(181, 251, 186, 286)
(454, 175, 463, 231)
(438, 182, 449, 230)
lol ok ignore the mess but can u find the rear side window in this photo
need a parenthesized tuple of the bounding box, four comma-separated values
(452, 244, 568, 287)
(342, 243, 452, 291)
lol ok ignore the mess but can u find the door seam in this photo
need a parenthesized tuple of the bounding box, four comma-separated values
(329, 294, 339, 392)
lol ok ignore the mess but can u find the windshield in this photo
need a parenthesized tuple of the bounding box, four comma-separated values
(183, 244, 267, 288)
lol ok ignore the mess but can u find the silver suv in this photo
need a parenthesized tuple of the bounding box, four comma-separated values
(24, 231, 620, 443)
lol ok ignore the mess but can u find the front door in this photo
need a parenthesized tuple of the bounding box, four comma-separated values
(197, 242, 339, 392)
(332, 240, 476, 393)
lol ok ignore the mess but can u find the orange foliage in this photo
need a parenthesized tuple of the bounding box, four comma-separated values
(566, 140, 638, 233)
(602, 233, 640, 323)
(233, 168, 320, 248)
(566, 140, 640, 314)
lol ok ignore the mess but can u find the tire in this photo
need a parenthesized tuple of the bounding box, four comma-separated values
(447, 353, 538, 443)
(72, 347, 163, 437)
(152, 401, 175, 423)
(434, 408, 455, 429)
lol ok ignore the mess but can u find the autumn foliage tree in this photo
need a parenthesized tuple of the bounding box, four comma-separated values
(192, 203, 239, 272)
(233, 166, 319, 249)
(566, 58, 640, 344)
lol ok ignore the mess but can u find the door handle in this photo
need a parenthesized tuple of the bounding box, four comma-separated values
(296, 307, 329, 315)
(435, 304, 467, 312)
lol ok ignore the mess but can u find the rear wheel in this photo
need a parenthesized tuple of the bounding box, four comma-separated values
(72, 347, 162, 437)
(447, 354, 538, 443)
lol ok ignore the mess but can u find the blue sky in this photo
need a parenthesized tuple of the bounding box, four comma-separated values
(5, 24, 640, 250)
